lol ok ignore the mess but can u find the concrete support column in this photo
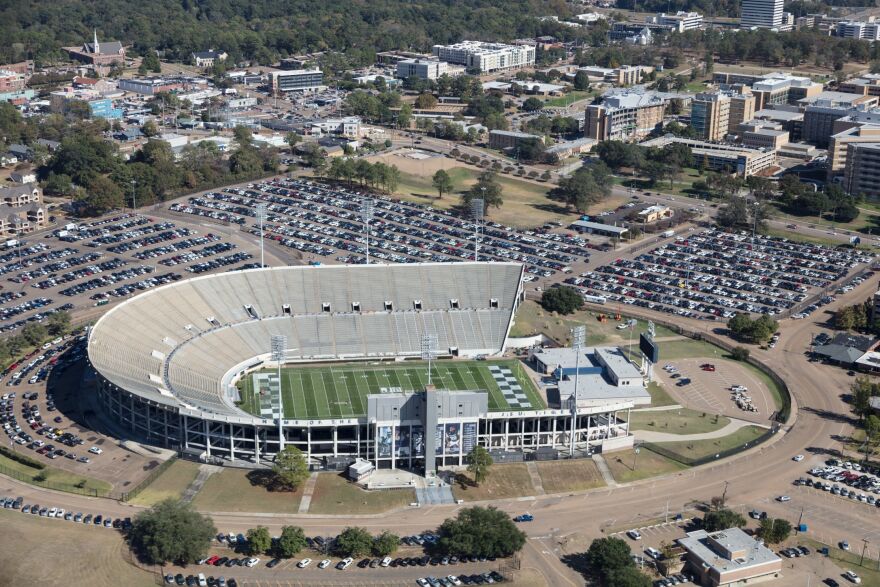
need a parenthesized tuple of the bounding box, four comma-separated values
(254, 426, 261, 463)
(204, 419, 211, 458)
(229, 424, 235, 463)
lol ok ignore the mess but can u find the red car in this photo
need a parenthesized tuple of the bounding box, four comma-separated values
(701, 364, 716, 372)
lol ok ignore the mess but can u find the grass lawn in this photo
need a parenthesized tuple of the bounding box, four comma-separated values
(738, 360, 784, 412)
(627, 407, 730, 435)
(646, 381, 678, 407)
(128, 460, 201, 506)
(685, 81, 710, 93)
(452, 463, 536, 501)
(649, 339, 724, 361)
(800, 538, 880, 586)
(762, 227, 874, 251)
(393, 166, 567, 229)
(0, 453, 113, 497)
(307, 473, 415, 515)
(0, 510, 156, 587)
(542, 91, 597, 107)
(191, 467, 304, 513)
(237, 360, 544, 419)
(605, 447, 688, 484)
(535, 460, 605, 493)
(652, 425, 767, 462)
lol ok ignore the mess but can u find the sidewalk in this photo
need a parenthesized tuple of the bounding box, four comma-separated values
(632, 418, 768, 443)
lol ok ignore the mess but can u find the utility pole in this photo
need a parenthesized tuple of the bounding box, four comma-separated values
(721, 480, 730, 507)
(860, 537, 869, 567)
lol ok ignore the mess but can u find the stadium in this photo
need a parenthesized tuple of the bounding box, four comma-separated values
(88, 262, 635, 473)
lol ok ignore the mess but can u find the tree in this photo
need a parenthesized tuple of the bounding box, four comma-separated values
(42, 172, 73, 196)
(461, 172, 503, 212)
(585, 537, 634, 581)
(372, 531, 401, 557)
(432, 169, 454, 199)
(466, 445, 493, 486)
(127, 499, 216, 565)
(46, 311, 71, 336)
(75, 175, 124, 216)
(758, 518, 792, 544)
(716, 196, 750, 229)
(415, 93, 438, 109)
(435, 506, 526, 558)
(851, 376, 874, 420)
(397, 103, 412, 128)
(573, 70, 591, 91)
(335, 527, 375, 557)
(540, 286, 583, 315)
(140, 49, 161, 74)
(285, 132, 301, 151)
(609, 566, 652, 587)
(552, 163, 612, 213)
(233, 125, 253, 149)
(276, 525, 308, 558)
(246, 526, 272, 555)
(21, 323, 47, 346)
(141, 120, 158, 137)
(522, 97, 544, 112)
(272, 446, 310, 491)
(731, 346, 750, 362)
(703, 509, 747, 532)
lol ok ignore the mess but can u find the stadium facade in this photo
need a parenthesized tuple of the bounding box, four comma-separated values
(89, 263, 635, 471)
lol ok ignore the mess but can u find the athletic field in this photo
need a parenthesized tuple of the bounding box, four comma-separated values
(236, 360, 544, 419)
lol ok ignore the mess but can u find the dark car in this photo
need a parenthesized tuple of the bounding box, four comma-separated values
(358, 558, 371, 568)
(266, 558, 281, 568)
(175, 575, 185, 586)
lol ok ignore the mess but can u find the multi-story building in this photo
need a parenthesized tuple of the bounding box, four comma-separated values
(488, 130, 543, 151)
(839, 73, 880, 97)
(118, 77, 183, 96)
(752, 107, 804, 140)
(749, 73, 823, 109)
(396, 58, 448, 80)
(802, 92, 880, 147)
(585, 91, 668, 142)
(836, 19, 880, 40)
(843, 141, 880, 198)
(0, 184, 46, 237)
(739, 123, 790, 149)
(64, 31, 126, 67)
(740, 0, 784, 29)
(575, 65, 653, 86)
(431, 41, 535, 73)
(647, 11, 704, 32)
(191, 50, 228, 69)
(269, 69, 325, 93)
(691, 92, 731, 141)
(49, 89, 123, 120)
(642, 136, 777, 176)
(0, 70, 25, 93)
(728, 89, 757, 134)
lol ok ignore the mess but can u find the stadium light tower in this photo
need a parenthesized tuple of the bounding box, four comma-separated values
(471, 198, 484, 262)
(361, 198, 374, 265)
(271, 334, 287, 452)
(255, 203, 268, 268)
(420, 333, 438, 387)
(569, 325, 586, 457)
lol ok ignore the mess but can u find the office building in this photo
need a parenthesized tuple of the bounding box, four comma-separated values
(431, 41, 535, 73)
(396, 58, 448, 80)
(802, 93, 880, 147)
(837, 20, 880, 40)
(576, 65, 654, 86)
(677, 528, 782, 587)
(839, 73, 880, 97)
(648, 11, 704, 32)
(827, 109, 880, 180)
(844, 142, 880, 198)
(269, 69, 325, 93)
(488, 130, 543, 151)
(118, 77, 183, 96)
(739, 124, 789, 149)
(714, 72, 823, 109)
(585, 91, 668, 142)
(727, 89, 757, 134)
(691, 92, 731, 141)
(740, 0, 784, 29)
(642, 136, 777, 176)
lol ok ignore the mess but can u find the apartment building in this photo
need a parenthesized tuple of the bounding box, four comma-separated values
(585, 91, 667, 142)
(396, 58, 448, 80)
(431, 42, 535, 73)
(0, 184, 46, 237)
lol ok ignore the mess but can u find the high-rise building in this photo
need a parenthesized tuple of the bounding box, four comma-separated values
(844, 142, 880, 198)
(691, 93, 731, 142)
(740, 0, 784, 29)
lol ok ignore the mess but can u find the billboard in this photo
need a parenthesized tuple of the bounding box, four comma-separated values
(377, 426, 393, 458)
(395, 426, 411, 458)
(435, 424, 444, 455)
(463, 422, 477, 454)
(639, 332, 659, 363)
(445, 423, 461, 455)
(412, 425, 424, 457)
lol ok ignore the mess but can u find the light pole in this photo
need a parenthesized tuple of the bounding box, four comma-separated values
(130, 179, 137, 211)
(569, 325, 585, 457)
(471, 198, 484, 262)
(860, 537, 869, 567)
(361, 199, 374, 265)
(255, 203, 267, 268)
(421, 334, 437, 387)
(271, 335, 287, 453)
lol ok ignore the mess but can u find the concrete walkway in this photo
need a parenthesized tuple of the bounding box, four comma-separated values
(592, 454, 618, 488)
(181, 464, 222, 503)
(632, 417, 768, 443)
(297, 472, 318, 514)
(525, 462, 546, 495)
(632, 404, 684, 412)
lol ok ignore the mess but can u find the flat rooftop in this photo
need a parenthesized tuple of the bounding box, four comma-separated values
(677, 528, 781, 575)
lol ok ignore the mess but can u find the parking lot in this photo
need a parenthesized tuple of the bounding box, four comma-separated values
(168, 177, 597, 279)
(565, 228, 872, 320)
(656, 359, 776, 424)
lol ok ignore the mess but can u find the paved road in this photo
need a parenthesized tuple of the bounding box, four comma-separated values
(2, 273, 878, 581)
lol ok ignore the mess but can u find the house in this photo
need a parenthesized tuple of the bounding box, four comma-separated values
(192, 50, 228, 69)
(64, 31, 126, 67)
(6, 144, 31, 161)
(0, 184, 41, 207)
(676, 528, 782, 587)
(9, 170, 36, 184)
(114, 127, 143, 142)
(637, 205, 674, 223)
(0, 154, 17, 167)
(36, 139, 61, 152)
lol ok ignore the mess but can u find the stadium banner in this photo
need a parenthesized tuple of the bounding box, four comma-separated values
(463, 422, 477, 453)
(396, 426, 411, 458)
(378, 426, 392, 458)
(435, 424, 444, 455)
(445, 423, 461, 455)
(412, 425, 424, 456)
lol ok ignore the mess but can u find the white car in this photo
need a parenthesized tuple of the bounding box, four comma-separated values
(776, 495, 791, 502)
(447, 576, 462, 586)
(297, 558, 312, 568)
(245, 557, 260, 568)
(88, 446, 103, 455)
(55, 508, 65, 518)
(48, 507, 57, 517)
(793, 455, 805, 462)
(844, 570, 861, 584)
(626, 530, 642, 540)
(337, 557, 353, 570)
(318, 559, 331, 569)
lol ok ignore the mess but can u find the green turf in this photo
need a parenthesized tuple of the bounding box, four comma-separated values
(237, 360, 544, 419)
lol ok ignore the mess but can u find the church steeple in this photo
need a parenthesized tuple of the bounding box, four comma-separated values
(93, 29, 100, 54)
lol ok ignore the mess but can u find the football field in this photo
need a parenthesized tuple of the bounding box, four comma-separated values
(236, 360, 544, 419)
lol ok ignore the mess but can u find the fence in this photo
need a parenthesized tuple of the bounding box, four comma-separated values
(122, 456, 179, 502)
(641, 426, 777, 467)
(0, 461, 116, 499)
